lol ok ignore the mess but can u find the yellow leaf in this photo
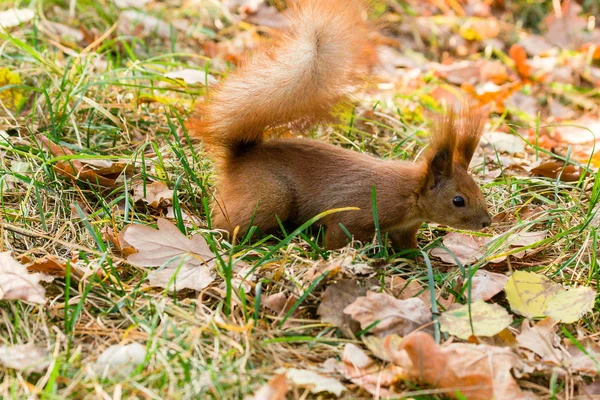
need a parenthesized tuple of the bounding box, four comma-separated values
(504, 271, 561, 318)
(0, 68, 25, 110)
(545, 287, 596, 324)
(440, 301, 512, 340)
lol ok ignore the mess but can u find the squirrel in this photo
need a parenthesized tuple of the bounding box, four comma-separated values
(185, 0, 492, 250)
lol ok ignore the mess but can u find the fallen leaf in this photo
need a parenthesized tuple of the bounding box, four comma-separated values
(325, 343, 405, 397)
(37, 136, 131, 187)
(530, 160, 582, 182)
(504, 271, 562, 319)
(509, 45, 532, 80)
(0, 343, 49, 373)
(249, 373, 288, 400)
(165, 69, 217, 85)
(317, 280, 366, 337)
(362, 334, 403, 363)
(430, 233, 490, 265)
(283, 368, 345, 396)
(387, 331, 527, 400)
(0, 8, 35, 28)
(459, 17, 500, 41)
(119, 11, 172, 39)
(39, 21, 84, 42)
(579, 381, 600, 398)
(25, 255, 66, 278)
(0, 252, 46, 304)
(544, 286, 596, 323)
(93, 342, 146, 376)
(125, 219, 215, 291)
(440, 301, 513, 340)
(114, 0, 151, 8)
(568, 345, 600, 376)
(385, 275, 430, 305)
(466, 270, 508, 301)
(261, 292, 294, 314)
(431, 230, 547, 265)
(343, 291, 432, 337)
(132, 181, 174, 209)
(481, 131, 526, 155)
(516, 318, 562, 364)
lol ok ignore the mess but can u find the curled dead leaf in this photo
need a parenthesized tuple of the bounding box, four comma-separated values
(343, 291, 432, 337)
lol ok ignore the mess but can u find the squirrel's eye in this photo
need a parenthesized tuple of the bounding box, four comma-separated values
(452, 196, 465, 207)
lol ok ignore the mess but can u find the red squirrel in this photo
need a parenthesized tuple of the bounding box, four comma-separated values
(185, 0, 492, 250)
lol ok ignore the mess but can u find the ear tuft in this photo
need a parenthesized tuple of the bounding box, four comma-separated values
(426, 109, 457, 186)
(455, 105, 487, 167)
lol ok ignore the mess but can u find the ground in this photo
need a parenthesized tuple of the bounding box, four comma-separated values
(1, 0, 600, 399)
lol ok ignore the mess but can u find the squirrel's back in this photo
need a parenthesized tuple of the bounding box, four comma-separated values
(185, 0, 375, 158)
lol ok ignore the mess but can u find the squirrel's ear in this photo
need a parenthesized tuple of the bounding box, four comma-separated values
(426, 111, 456, 187)
(455, 105, 487, 168)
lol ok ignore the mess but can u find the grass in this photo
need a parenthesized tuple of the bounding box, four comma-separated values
(1, 0, 600, 399)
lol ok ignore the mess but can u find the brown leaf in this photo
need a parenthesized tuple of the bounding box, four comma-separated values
(249, 373, 288, 400)
(37, 136, 131, 187)
(530, 160, 581, 182)
(261, 292, 297, 315)
(0, 252, 46, 304)
(343, 291, 432, 337)
(0, 343, 49, 373)
(431, 230, 547, 265)
(132, 181, 174, 208)
(25, 255, 66, 277)
(325, 343, 405, 397)
(317, 280, 366, 337)
(386, 275, 430, 306)
(124, 219, 216, 291)
(516, 318, 562, 364)
(465, 270, 508, 301)
(509, 45, 532, 80)
(388, 332, 527, 400)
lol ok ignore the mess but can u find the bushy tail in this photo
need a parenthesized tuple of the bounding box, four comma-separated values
(185, 0, 374, 155)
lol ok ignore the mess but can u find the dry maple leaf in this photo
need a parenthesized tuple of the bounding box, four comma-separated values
(249, 373, 288, 400)
(343, 291, 432, 337)
(0, 252, 46, 304)
(124, 219, 216, 291)
(132, 181, 174, 209)
(385, 332, 529, 400)
(317, 280, 367, 337)
(0, 343, 49, 373)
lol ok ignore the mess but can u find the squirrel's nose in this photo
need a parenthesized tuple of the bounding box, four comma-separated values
(481, 215, 492, 228)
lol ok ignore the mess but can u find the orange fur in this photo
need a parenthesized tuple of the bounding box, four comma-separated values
(185, 0, 374, 156)
(186, 0, 491, 249)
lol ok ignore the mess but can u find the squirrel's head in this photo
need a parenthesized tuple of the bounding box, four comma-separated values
(419, 107, 492, 231)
